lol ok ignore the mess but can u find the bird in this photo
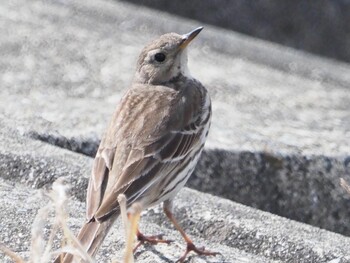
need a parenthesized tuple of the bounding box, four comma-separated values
(55, 26, 216, 263)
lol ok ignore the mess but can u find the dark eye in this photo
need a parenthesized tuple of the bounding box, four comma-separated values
(154, 53, 166, 62)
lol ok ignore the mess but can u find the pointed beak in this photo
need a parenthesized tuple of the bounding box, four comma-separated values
(179, 26, 203, 49)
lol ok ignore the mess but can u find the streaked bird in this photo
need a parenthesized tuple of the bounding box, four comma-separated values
(55, 26, 216, 263)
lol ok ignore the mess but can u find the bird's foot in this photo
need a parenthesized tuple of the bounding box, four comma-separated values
(133, 232, 173, 253)
(177, 241, 219, 263)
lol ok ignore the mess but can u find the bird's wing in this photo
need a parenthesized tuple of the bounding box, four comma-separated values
(86, 83, 208, 221)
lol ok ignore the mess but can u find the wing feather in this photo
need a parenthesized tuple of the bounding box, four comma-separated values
(94, 124, 204, 220)
(86, 82, 208, 221)
(86, 149, 115, 220)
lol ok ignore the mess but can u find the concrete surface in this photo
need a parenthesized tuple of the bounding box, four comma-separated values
(0, 139, 349, 262)
(0, 0, 350, 262)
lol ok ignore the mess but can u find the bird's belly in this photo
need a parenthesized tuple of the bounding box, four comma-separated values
(146, 119, 211, 208)
(152, 148, 203, 206)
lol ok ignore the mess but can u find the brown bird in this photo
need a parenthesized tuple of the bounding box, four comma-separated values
(55, 27, 216, 263)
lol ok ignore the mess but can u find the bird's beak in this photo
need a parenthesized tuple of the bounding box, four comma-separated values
(179, 27, 203, 49)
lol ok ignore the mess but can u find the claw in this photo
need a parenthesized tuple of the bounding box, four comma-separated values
(133, 231, 173, 253)
(176, 242, 219, 263)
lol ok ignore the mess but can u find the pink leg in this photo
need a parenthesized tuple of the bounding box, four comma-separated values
(163, 200, 219, 262)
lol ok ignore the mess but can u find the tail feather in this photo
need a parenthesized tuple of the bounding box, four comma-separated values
(54, 215, 118, 263)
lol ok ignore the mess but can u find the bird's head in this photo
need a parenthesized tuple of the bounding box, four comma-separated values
(134, 27, 203, 85)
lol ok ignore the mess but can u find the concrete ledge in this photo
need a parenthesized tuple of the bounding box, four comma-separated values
(0, 138, 349, 262)
(0, 0, 350, 262)
(23, 131, 350, 236)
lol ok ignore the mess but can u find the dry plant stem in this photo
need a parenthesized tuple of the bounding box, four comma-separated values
(30, 201, 51, 263)
(340, 178, 350, 194)
(31, 192, 64, 263)
(51, 178, 93, 263)
(44, 222, 59, 260)
(118, 194, 128, 240)
(56, 204, 94, 263)
(110, 194, 128, 263)
(124, 203, 142, 263)
(0, 243, 25, 263)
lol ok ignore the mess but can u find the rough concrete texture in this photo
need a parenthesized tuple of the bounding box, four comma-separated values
(1, 148, 350, 263)
(0, 0, 350, 262)
(0, 172, 273, 263)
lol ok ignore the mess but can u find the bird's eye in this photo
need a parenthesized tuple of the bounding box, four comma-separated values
(154, 53, 166, 62)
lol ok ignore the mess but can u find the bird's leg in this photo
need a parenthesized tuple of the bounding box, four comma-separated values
(127, 207, 173, 254)
(163, 200, 219, 263)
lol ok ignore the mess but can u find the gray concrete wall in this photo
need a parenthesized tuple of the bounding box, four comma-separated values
(123, 0, 350, 63)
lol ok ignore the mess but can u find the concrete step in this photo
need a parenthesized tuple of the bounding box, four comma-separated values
(0, 128, 349, 262)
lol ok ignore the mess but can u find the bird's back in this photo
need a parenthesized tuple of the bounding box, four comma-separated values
(87, 75, 210, 222)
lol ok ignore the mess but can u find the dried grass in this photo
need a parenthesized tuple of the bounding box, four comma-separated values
(0, 178, 141, 263)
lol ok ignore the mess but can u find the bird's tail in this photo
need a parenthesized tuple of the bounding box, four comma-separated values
(54, 215, 118, 263)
